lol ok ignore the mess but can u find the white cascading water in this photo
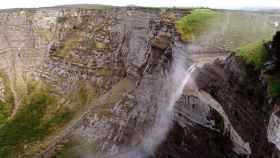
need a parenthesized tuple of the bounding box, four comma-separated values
(138, 51, 197, 157)
(112, 51, 197, 158)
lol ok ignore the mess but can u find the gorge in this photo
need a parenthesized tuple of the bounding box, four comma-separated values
(0, 5, 279, 158)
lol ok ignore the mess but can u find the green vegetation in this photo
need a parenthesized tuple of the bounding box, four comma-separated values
(176, 10, 276, 50)
(0, 71, 14, 125)
(0, 82, 73, 158)
(235, 39, 269, 69)
(54, 31, 80, 58)
(67, 81, 96, 109)
(43, 109, 73, 131)
(0, 101, 9, 125)
(53, 30, 107, 62)
(176, 9, 219, 41)
(91, 40, 106, 50)
(35, 28, 55, 41)
(52, 138, 100, 158)
(235, 39, 280, 98)
(0, 89, 51, 157)
(52, 139, 80, 158)
(268, 80, 280, 98)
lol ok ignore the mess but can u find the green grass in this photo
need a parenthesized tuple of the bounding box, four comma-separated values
(176, 9, 219, 41)
(52, 139, 80, 158)
(0, 101, 10, 125)
(268, 80, 280, 98)
(0, 71, 14, 125)
(235, 39, 270, 69)
(0, 83, 73, 158)
(0, 89, 50, 157)
(43, 109, 74, 131)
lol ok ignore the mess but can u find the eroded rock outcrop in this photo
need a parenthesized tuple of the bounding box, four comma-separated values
(0, 6, 279, 158)
(0, 7, 188, 157)
(151, 55, 279, 158)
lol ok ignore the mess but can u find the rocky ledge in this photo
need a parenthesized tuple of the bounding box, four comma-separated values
(0, 6, 279, 158)
(152, 32, 280, 158)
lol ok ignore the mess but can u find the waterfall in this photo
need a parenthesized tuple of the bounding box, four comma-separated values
(140, 52, 196, 156)
(114, 51, 197, 158)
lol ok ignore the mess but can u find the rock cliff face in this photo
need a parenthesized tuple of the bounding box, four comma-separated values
(0, 6, 279, 158)
(175, 56, 276, 158)
(0, 6, 191, 157)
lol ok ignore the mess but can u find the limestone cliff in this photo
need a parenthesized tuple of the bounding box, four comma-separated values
(0, 6, 279, 158)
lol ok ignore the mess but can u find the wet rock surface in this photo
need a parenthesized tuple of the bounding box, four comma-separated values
(149, 55, 278, 158)
(154, 123, 241, 158)
(196, 56, 275, 157)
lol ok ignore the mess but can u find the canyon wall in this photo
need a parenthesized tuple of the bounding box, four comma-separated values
(0, 6, 279, 158)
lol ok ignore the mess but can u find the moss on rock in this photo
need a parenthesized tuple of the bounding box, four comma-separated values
(91, 40, 106, 50)
(235, 39, 270, 69)
(268, 80, 280, 98)
(35, 28, 55, 41)
(54, 31, 80, 58)
(176, 9, 219, 41)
